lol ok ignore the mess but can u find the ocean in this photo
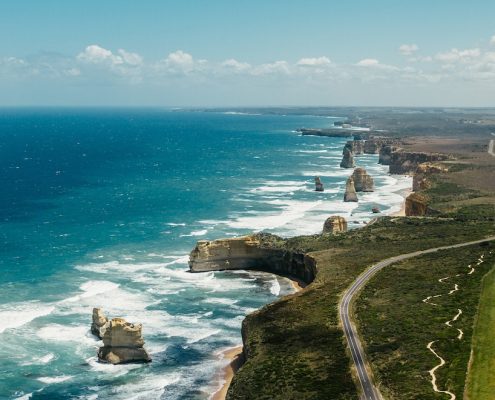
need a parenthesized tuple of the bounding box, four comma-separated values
(0, 108, 411, 399)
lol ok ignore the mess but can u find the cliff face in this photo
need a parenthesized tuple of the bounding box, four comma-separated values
(340, 147, 355, 169)
(364, 138, 398, 154)
(189, 234, 317, 284)
(344, 140, 364, 155)
(322, 216, 347, 234)
(412, 163, 448, 191)
(378, 145, 398, 165)
(389, 151, 451, 175)
(352, 168, 374, 192)
(405, 192, 429, 216)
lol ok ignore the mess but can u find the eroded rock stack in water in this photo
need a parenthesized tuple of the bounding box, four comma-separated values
(322, 216, 347, 234)
(340, 147, 355, 168)
(91, 308, 151, 364)
(343, 177, 358, 202)
(352, 168, 374, 192)
(314, 176, 324, 191)
(91, 307, 109, 338)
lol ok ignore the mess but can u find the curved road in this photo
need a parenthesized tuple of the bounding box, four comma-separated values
(339, 236, 495, 400)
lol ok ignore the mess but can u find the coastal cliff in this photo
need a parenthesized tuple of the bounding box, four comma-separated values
(189, 234, 317, 284)
(389, 151, 451, 175)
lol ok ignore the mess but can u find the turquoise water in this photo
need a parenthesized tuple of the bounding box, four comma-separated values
(0, 109, 411, 399)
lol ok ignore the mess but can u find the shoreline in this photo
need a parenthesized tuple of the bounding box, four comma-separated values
(211, 275, 304, 400)
(391, 188, 412, 217)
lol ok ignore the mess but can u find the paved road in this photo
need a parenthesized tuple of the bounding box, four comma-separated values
(339, 236, 495, 400)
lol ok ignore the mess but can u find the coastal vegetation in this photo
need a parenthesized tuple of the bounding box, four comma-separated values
(465, 266, 495, 400)
(355, 245, 494, 399)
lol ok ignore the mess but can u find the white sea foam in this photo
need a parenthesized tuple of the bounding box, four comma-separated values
(0, 302, 55, 333)
(87, 356, 142, 377)
(109, 373, 182, 400)
(37, 324, 96, 343)
(61, 280, 120, 303)
(37, 375, 73, 384)
(180, 229, 208, 237)
(269, 278, 281, 296)
(166, 222, 186, 226)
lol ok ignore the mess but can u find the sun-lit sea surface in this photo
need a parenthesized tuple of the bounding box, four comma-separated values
(0, 108, 411, 399)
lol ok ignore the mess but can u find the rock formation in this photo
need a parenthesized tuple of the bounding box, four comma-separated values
(189, 234, 317, 284)
(412, 163, 448, 191)
(364, 138, 399, 154)
(371, 207, 380, 213)
(389, 151, 451, 175)
(351, 168, 374, 192)
(314, 176, 324, 192)
(344, 140, 364, 155)
(98, 317, 151, 364)
(91, 307, 109, 339)
(405, 192, 430, 216)
(344, 177, 358, 202)
(378, 145, 397, 165)
(322, 216, 347, 234)
(340, 147, 355, 168)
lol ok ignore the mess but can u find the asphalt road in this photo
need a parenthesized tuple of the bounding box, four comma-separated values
(339, 236, 495, 400)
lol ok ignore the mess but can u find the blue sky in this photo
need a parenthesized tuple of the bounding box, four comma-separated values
(1, 0, 495, 106)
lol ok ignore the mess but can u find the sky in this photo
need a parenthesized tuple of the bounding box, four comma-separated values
(1, 0, 495, 107)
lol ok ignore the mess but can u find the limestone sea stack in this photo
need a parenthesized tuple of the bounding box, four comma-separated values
(351, 168, 374, 192)
(98, 318, 151, 364)
(344, 140, 364, 155)
(314, 176, 324, 191)
(344, 177, 358, 202)
(91, 307, 109, 339)
(322, 216, 347, 234)
(340, 147, 355, 168)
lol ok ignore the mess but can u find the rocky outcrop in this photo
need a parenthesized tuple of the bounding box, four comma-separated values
(412, 163, 448, 191)
(98, 317, 151, 364)
(344, 140, 364, 155)
(322, 216, 347, 234)
(364, 138, 399, 154)
(91, 308, 109, 339)
(405, 192, 429, 216)
(189, 234, 317, 284)
(344, 177, 358, 202)
(351, 168, 374, 192)
(389, 151, 451, 175)
(340, 147, 355, 169)
(314, 176, 324, 192)
(378, 145, 398, 165)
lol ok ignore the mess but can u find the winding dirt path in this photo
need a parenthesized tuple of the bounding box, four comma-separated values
(427, 341, 456, 400)
(423, 252, 488, 398)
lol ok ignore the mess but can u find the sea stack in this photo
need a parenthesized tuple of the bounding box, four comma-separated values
(322, 216, 347, 234)
(340, 147, 355, 168)
(352, 168, 374, 192)
(91, 307, 109, 339)
(314, 176, 324, 191)
(92, 310, 151, 365)
(344, 177, 358, 202)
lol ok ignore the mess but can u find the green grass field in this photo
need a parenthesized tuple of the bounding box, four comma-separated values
(355, 245, 495, 399)
(465, 263, 495, 399)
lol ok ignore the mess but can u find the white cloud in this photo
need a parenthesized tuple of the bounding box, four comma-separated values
(356, 58, 380, 67)
(160, 50, 197, 74)
(399, 44, 419, 56)
(491, 35, 495, 45)
(117, 49, 143, 66)
(296, 56, 331, 67)
(221, 58, 251, 72)
(436, 48, 480, 62)
(77, 45, 143, 69)
(251, 60, 290, 76)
